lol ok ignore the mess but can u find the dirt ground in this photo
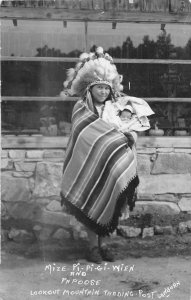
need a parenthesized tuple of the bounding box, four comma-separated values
(1, 233, 191, 300)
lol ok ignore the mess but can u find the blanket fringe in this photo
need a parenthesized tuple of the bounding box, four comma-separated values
(61, 175, 139, 237)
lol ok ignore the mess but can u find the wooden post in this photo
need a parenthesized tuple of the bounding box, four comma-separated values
(84, 21, 88, 52)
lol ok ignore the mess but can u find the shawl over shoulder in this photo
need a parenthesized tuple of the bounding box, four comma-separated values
(60, 99, 139, 236)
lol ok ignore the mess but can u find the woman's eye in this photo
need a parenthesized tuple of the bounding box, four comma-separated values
(96, 85, 110, 91)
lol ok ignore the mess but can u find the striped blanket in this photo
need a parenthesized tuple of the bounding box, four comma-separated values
(61, 99, 139, 236)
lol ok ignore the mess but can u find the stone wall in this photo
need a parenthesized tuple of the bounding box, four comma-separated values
(135, 146, 191, 215)
(1, 147, 191, 242)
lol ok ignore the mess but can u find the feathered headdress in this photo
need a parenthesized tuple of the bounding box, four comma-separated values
(62, 47, 123, 97)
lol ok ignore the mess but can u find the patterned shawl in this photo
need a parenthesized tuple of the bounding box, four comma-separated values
(61, 98, 139, 236)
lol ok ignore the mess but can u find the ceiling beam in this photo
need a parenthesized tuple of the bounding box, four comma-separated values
(0, 8, 191, 24)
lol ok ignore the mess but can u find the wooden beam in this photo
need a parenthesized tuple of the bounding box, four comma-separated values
(1, 96, 78, 102)
(1, 56, 79, 62)
(114, 59, 191, 65)
(137, 136, 191, 148)
(0, 8, 191, 24)
(144, 98, 191, 103)
(2, 136, 69, 149)
(2, 56, 191, 64)
(0, 0, 190, 13)
(1, 96, 191, 102)
(2, 136, 191, 149)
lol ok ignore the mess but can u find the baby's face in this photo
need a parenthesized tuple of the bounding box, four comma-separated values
(120, 109, 132, 120)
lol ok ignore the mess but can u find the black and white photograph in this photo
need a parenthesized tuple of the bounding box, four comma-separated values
(1, 1, 191, 299)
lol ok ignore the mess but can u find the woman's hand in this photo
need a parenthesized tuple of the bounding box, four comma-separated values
(123, 131, 137, 148)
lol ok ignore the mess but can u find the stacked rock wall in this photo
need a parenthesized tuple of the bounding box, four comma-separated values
(136, 146, 191, 215)
(1, 146, 191, 242)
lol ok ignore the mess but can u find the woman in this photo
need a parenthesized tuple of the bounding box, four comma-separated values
(60, 47, 153, 263)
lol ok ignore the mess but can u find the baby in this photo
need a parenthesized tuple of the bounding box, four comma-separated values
(102, 97, 152, 134)
(119, 106, 133, 122)
(117, 104, 135, 129)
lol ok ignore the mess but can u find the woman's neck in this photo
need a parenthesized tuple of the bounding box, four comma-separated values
(95, 102, 104, 107)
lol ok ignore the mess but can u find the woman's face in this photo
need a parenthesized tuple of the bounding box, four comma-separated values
(91, 84, 110, 105)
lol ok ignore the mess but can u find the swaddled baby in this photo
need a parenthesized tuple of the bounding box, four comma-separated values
(102, 96, 153, 133)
